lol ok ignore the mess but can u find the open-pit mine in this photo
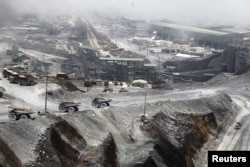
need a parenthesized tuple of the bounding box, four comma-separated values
(1, 7, 250, 167)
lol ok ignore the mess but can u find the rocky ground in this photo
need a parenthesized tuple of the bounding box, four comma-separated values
(1, 65, 249, 166)
(0, 16, 250, 167)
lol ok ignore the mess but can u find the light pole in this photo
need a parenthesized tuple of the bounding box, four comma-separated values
(143, 91, 147, 116)
(43, 54, 48, 112)
(157, 54, 161, 73)
(45, 70, 48, 112)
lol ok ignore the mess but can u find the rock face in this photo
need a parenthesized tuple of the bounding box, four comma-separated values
(50, 111, 118, 167)
(0, 111, 118, 167)
(0, 93, 237, 167)
(103, 93, 237, 166)
(153, 93, 236, 167)
(0, 117, 59, 167)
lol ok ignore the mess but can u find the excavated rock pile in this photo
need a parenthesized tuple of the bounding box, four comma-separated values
(102, 92, 237, 166)
(0, 111, 118, 167)
(0, 91, 239, 167)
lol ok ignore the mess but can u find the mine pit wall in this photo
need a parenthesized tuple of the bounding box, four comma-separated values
(51, 119, 118, 167)
(0, 138, 22, 167)
(151, 113, 217, 167)
(183, 113, 217, 167)
(100, 133, 118, 167)
(51, 120, 87, 167)
(100, 93, 236, 166)
(25, 128, 61, 167)
(148, 93, 236, 167)
(0, 118, 58, 167)
(51, 127, 80, 167)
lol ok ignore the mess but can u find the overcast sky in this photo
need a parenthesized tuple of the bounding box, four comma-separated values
(5, 0, 250, 27)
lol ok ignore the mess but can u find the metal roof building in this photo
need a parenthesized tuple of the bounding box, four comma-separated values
(219, 28, 250, 35)
(80, 45, 98, 52)
(150, 22, 244, 48)
(151, 22, 229, 36)
(97, 57, 157, 81)
(99, 57, 144, 62)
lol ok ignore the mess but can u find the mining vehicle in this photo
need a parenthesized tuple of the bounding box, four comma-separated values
(110, 48, 124, 52)
(92, 98, 112, 108)
(234, 122, 241, 130)
(0, 86, 5, 98)
(8, 72, 36, 85)
(102, 87, 113, 93)
(140, 114, 151, 129)
(8, 71, 19, 83)
(59, 102, 80, 112)
(118, 87, 128, 93)
(18, 74, 37, 86)
(8, 107, 34, 121)
(2, 68, 9, 78)
(3, 68, 36, 85)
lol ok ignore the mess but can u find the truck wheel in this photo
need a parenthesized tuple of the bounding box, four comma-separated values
(9, 114, 17, 121)
(20, 115, 28, 119)
(68, 107, 75, 113)
(92, 102, 98, 107)
(74, 107, 79, 111)
(101, 103, 108, 108)
(22, 81, 27, 86)
(59, 106, 66, 112)
(30, 80, 36, 86)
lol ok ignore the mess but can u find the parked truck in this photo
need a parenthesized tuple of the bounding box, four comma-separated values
(2, 68, 37, 86)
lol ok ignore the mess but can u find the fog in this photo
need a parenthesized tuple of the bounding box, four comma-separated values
(2, 0, 250, 27)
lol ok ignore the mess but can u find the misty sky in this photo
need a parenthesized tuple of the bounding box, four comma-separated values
(6, 0, 250, 27)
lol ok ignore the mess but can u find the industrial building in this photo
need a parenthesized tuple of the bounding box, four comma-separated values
(243, 38, 250, 49)
(97, 57, 157, 82)
(150, 22, 245, 49)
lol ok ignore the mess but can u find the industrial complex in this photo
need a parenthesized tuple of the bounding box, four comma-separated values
(0, 2, 250, 166)
(150, 21, 250, 49)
